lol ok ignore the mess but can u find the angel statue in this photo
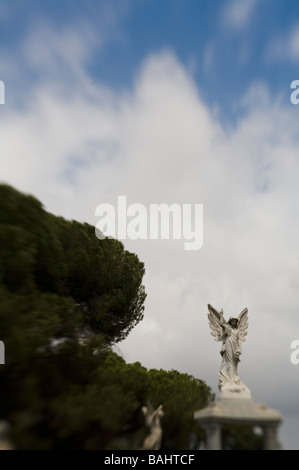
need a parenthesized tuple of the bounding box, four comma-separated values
(207, 304, 251, 398)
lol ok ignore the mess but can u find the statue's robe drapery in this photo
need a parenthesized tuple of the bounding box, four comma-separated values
(219, 326, 244, 391)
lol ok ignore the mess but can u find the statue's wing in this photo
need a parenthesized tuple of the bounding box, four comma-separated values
(207, 304, 224, 342)
(238, 307, 248, 342)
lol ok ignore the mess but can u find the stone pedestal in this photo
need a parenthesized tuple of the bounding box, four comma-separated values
(194, 396, 282, 450)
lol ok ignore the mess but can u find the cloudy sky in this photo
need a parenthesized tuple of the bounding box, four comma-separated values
(1, 0, 299, 449)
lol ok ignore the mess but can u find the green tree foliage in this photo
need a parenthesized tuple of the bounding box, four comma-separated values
(0, 184, 146, 344)
(145, 368, 214, 450)
(90, 357, 214, 451)
(0, 184, 213, 449)
(221, 424, 264, 450)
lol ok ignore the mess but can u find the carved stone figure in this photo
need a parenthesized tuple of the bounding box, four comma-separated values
(0, 421, 14, 450)
(141, 403, 164, 450)
(207, 304, 251, 397)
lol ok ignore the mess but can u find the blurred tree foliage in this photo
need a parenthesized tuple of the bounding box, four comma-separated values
(0, 184, 213, 449)
(0, 184, 146, 344)
(144, 368, 213, 450)
(221, 424, 264, 450)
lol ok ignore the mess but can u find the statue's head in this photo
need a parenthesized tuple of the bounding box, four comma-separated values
(228, 317, 238, 328)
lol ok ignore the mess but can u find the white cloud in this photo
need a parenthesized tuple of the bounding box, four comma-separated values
(23, 22, 98, 82)
(289, 26, 299, 59)
(222, 0, 258, 31)
(266, 23, 299, 63)
(1, 27, 299, 448)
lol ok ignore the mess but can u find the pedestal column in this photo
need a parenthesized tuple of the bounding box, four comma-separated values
(263, 424, 279, 450)
(204, 423, 221, 450)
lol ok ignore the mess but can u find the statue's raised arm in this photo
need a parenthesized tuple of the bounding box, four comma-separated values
(207, 304, 251, 398)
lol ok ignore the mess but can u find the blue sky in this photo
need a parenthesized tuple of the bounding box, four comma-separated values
(1, 0, 299, 118)
(1, 0, 299, 450)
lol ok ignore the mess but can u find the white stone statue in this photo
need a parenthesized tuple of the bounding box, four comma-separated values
(207, 304, 251, 398)
(141, 403, 164, 450)
(0, 421, 14, 450)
